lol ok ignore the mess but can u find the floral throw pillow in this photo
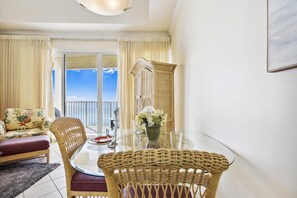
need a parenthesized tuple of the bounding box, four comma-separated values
(0, 120, 6, 135)
(0, 125, 5, 135)
(4, 108, 46, 131)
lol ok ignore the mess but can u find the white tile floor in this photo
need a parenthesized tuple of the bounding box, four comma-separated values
(15, 142, 67, 198)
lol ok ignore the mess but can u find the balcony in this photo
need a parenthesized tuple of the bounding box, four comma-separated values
(65, 100, 118, 133)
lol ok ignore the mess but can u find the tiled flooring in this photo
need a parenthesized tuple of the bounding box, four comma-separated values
(16, 142, 67, 198)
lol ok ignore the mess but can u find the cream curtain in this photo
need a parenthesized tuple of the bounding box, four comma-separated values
(118, 39, 170, 129)
(0, 35, 54, 119)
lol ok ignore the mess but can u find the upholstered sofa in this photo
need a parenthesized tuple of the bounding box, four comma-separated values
(0, 108, 52, 163)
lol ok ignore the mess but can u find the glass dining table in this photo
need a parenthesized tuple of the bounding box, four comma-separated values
(70, 129, 235, 177)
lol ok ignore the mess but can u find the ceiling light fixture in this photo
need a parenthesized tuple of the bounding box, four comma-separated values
(76, 0, 133, 16)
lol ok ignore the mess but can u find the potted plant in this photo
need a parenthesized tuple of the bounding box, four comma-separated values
(135, 106, 167, 142)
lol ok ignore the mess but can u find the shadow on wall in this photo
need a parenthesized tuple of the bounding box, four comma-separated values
(174, 64, 185, 130)
(218, 151, 289, 197)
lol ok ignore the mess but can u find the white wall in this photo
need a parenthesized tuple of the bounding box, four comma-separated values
(170, 0, 297, 197)
(51, 39, 118, 53)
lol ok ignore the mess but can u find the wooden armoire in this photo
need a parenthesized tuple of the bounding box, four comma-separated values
(130, 58, 177, 133)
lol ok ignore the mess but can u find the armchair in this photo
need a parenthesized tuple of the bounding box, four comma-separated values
(0, 108, 52, 164)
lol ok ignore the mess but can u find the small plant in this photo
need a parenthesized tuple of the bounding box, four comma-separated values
(136, 106, 167, 129)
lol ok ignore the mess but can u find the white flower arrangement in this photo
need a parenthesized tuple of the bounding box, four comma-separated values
(136, 106, 167, 129)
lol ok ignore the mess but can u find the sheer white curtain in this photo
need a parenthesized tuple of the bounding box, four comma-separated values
(118, 38, 170, 129)
(0, 35, 54, 119)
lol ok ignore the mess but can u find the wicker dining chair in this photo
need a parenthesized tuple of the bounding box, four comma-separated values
(98, 149, 229, 198)
(50, 117, 108, 198)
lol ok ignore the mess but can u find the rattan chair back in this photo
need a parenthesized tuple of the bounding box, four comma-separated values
(98, 149, 229, 198)
(50, 117, 86, 161)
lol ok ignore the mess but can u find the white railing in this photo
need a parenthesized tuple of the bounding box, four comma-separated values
(65, 101, 118, 129)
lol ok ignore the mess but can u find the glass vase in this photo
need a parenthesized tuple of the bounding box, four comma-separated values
(145, 126, 161, 142)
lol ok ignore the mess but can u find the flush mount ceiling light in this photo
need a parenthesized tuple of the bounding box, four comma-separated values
(76, 0, 133, 16)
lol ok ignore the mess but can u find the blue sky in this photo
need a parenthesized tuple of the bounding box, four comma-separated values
(66, 69, 117, 101)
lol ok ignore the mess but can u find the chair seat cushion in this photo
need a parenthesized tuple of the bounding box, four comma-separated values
(0, 135, 50, 156)
(71, 171, 108, 192)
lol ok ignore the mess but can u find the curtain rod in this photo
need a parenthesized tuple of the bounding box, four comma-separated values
(0, 31, 170, 42)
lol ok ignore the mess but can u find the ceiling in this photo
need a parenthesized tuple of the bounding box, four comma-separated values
(0, 0, 177, 34)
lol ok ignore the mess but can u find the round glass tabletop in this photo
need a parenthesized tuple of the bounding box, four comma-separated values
(70, 130, 234, 177)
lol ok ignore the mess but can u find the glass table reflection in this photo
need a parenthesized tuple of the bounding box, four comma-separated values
(70, 130, 234, 177)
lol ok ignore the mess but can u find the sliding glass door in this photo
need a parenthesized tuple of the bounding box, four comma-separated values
(63, 53, 118, 134)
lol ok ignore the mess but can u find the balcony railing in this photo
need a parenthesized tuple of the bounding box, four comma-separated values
(65, 101, 118, 130)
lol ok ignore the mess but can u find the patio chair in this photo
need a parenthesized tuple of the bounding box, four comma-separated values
(50, 117, 108, 198)
(98, 149, 229, 198)
(110, 108, 120, 130)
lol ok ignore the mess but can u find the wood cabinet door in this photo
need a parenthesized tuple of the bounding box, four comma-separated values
(134, 69, 153, 115)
